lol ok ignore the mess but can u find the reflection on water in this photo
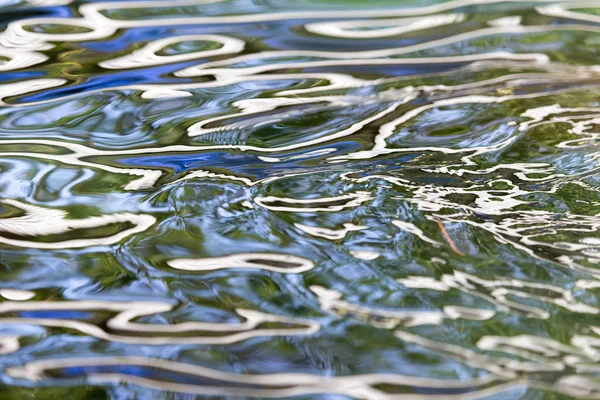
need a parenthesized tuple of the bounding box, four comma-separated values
(1, 0, 600, 398)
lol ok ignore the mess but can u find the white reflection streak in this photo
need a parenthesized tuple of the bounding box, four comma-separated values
(168, 253, 314, 273)
(0, 300, 320, 345)
(0, 0, 561, 73)
(26, 0, 73, 5)
(349, 250, 380, 260)
(173, 24, 599, 78)
(0, 72, 374, 106)
(0, 140, 163, 190)
(397, 271, 599, 318)
(310, 285, 493, 329)
(395, 330, 562, 376)
(306, 14, 465, 39)
(0, 79, 66, 106)
(81, 0, 556, 27)
(0, 337, 19, 355)
(6, 355, 513, 399)
(330, 90, 598, 163)
(99, 34, 245, 70)
(176, 51, 549, 79)
(0, 288, 35, 301)
(391, 220, 442, 246)
(187, 95, 355, 137)
(170, 169, 312, 187)
(0, 199, 155, 249)
(295, 222, 367, 240)
(255, 192, 372, 212)
(477, 335, 590, 364)
(537, 1, 600, 25)
(187, 99, 410, 152)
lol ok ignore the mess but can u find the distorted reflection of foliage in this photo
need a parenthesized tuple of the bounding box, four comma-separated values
(0, 0, 600, 398)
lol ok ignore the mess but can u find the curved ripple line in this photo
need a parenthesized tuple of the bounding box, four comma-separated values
(79, 0, 556, 26)
(0, 78, 67, 105)
(398, 271, 599, 318)
(0, 199, 156, 249)
(99, 34, 245, 70)
(310, 285, 494, 330)
(255, 192, 372, 213)
(537, 1, 600, 25)
(305, 14, 465, 39)
(0, 299, 320, 345)
(176, 51, 549, 78)
(294, 222, 367, 240)
(6, 355, 513, 399)
(168, 253, 315, 273)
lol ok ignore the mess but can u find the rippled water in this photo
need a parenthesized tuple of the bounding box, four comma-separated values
(1, 0, 600, 398)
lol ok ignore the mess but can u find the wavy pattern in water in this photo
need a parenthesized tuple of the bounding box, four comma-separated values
(1, 0, 600, 398)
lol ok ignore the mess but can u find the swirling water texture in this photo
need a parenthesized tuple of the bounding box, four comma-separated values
(0, 0, 600, 398)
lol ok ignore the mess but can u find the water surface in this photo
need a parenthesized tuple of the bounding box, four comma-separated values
(0, 0, 600, 398)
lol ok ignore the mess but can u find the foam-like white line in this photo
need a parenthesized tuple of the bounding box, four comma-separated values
(168, 253, 314, 273)
(0, 199, 156, 249)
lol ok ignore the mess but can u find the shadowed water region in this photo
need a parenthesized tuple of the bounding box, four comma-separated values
(0, 0, 600, 398)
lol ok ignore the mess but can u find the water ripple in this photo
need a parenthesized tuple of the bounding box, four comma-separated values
(1, 0, 600, 398)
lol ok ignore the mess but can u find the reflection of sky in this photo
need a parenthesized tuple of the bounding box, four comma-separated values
(60, 365, 256, 387)
(19, 311, 93, 319)
(302, 63, 468, 77)
(119, 152, 231, 174)
(118, 141, 361, 179)
(0, 71, 46, 84)
(14, 62, 198, 103)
